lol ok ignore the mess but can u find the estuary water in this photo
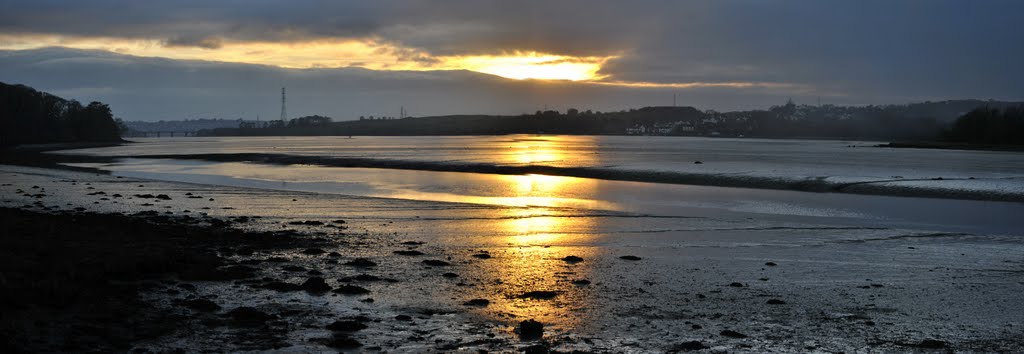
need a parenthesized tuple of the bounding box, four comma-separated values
(61, 135, 1024, 235)
(11, 135, 1024, 351)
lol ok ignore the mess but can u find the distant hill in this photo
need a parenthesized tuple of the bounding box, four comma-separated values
(200, 99, 1023, 140)
(123, 119, 253, 134)
(0, 82, 123, 146)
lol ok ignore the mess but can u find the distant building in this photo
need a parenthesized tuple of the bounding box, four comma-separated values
(626, 125, 647, 135)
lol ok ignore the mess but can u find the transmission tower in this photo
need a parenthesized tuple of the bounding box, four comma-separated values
(279, 87, 287, 121)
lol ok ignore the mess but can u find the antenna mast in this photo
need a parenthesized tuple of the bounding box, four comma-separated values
(279, 87, 287, 121)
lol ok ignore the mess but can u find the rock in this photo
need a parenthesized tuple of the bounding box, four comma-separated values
(672, 341, 709, 351)
(333, 219, 347, 224)
(518, 319, 544, 340)
(522, 344, 549, 354)
(394, 250, 425, 256)
(282, 265, 307, 272)
(471, 253, 492, 259)
(442, 272, 459, 278)
(327, 251, 341, 258)
(155, 194, 172, 200)
(301, 277, 332, 293)
(691, 324, 702, 330)
(766, 299, 786, 305)
(344, 258, 377, 267)
(422, 259, 451, 266)
(464, 299, 490, 306)
(572, 279, 591, 286)
(184, 299, 221, 312)
(720, 330, 747, 338)
(353, 274, 382, 281)
(332, 285, 370, 295)
(765, 262, 777, 266)
(916, 339, 946, 349)
(694, 161, 703, 164)
(394, 315, 412, 321)
(729, 282, 744, 287)
(326, 320, 368, 332)
(619, 255, 642, 261)
(562, 255, 584, 263)
(302, 248, 325, 255)
(517, 291, 559, 300)
(226, 307, 276, 326)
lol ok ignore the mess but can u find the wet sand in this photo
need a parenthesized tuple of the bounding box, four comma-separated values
(2, 163, 1023, 353)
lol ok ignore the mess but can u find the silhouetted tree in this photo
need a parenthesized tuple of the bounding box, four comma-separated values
(1, 82, 122, 146)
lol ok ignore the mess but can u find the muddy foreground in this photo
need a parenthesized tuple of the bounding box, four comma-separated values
(1, 163, 1023, 353)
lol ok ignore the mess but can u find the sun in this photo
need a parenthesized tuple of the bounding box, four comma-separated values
(447, 52, 611, 81)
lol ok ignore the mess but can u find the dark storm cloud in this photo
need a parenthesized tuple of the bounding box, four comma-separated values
(0, 48, 804, 120)
(1, 1, 1022, 113)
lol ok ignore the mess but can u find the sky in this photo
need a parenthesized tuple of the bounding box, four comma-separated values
(1, 0, 1022, 121)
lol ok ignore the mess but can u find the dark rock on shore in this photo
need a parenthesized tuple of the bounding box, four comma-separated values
(301, 277, 332, 293)
(344, 258, 377, 267)
(339, 274, 383, 282)
(729, 282, 745, 287)
(327, 320, 368, 332)
(422, 259, 451, 266)
(464, 299, 490, 306)
(720, 330, 748, 338)
(471, 253, 492, 259)
(518, 319, 544, 340)
(227, 307, 277, 327)
(766, 299, 786, 305)
(302, 248, 325, 255)
(619, 255, 642, 261)
(562, 255, 584, 263)
(916, 339, 947, 349)
(517, 291, 559, 300)
(671, 340, 709, 351)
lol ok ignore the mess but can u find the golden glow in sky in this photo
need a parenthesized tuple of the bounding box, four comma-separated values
(0, 33, 796, 90)
(0, 34, 611, 82)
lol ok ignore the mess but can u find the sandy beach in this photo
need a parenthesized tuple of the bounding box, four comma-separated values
(2, 157, 1023, 353)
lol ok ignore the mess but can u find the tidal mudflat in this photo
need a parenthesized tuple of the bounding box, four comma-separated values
(2, 161, 1023, 353)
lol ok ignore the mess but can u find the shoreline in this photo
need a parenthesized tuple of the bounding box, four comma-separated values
(877, 141, 1024, 152)
(0, 207, 326, 352)
(1, 163, 1023, 352)
(126, 152, 1024, 203)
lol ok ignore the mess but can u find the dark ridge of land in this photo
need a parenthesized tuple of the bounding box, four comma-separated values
(126, 152, 1024, 203)
(0, 207, 323, 353)
(198, 100, 1024, 141)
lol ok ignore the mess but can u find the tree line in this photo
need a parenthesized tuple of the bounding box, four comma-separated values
(1, 82, 123, 146)
(943, 105, 1024, 145)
